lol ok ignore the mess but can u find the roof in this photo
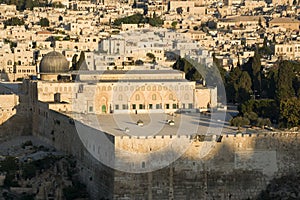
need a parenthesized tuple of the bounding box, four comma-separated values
(270, 17, 300, 24)
(71, 69, 184, 75)
(39, 51, 69, 74)
(36, 30, 52, 35)
(220, 16, 264, 22)
(72, 112, 236, 137)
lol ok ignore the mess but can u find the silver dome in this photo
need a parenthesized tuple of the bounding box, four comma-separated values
(39, 51, 69, 73)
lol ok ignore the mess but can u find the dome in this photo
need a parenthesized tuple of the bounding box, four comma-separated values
(39, 51, 69, 73)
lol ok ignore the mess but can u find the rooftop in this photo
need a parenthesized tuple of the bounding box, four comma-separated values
(71, 112, 237, 137)
(270, 17, 300, 24)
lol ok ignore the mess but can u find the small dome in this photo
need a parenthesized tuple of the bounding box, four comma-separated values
(40, 51, 69, 73)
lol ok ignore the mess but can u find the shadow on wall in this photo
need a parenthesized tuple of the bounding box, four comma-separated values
(113, 133, 300, 200)
(0, 84, 32, 140)
(257, 172, 300, 199)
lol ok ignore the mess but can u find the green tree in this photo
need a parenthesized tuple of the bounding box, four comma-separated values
(4, 17, 24, 28)
(236, 71, 252, 103)
(146, 53, 155, 60)
(172, 57, 202, 81)
(276, 60, 295, 102)
(113, 13, 144, 25)
(148, 15, 164, 27)
(171, 21, 177, 29)
(256, 118, 271, 128)
(225, 67, 242, 103)
(251, 49, 262, 95)
(71, 54, 78, 71)
(263, 67, 277, 99)
(40, 18, 50, 27)
(244, 111, 258, 125)
(279, 97, 300, 128)
(230, 116, 250, 130)
(239, 99, 278, 122)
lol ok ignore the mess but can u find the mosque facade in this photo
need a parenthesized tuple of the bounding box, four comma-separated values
(33, 50, 217, 115)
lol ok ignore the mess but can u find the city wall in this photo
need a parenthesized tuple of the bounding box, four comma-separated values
(28, 101, 300, 199)
(113, 132, 300, 199)
(32, 103, 114, 199)
(0, 93, 32, 140)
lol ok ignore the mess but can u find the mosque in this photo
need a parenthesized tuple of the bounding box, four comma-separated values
(34, 50, 217, 115)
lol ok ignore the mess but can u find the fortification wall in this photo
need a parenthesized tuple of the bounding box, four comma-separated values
(0, 93, 32, 140)
(114, 132, 300, 199)
(32, 103, 114, 199)
(31, 98, 300, 199)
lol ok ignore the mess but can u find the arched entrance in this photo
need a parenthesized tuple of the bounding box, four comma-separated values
(101, 105, 107, 113)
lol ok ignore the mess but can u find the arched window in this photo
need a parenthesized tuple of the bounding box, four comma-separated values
(184, 93, 189, 100)
(152, 94, 156, 100)
(118, 94, 123, 101)
(7, 60, 12, 65)
(135, 94, 140, 101)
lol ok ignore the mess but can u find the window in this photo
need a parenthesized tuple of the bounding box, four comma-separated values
(188, 103, 193, 109)
(184, 94, 189, 100)
(122, 104, 128, 110)
(139, 104, 144, 109)
(132, 104, 136, 109)
(118, 95, 123, 101)
(115, 105, 119, 110)
(165, 104, 170, 109)
(152, 94, 156, 100)
(173, 104, 177, 109)
(135, 94, 140, 101)
(89, 106, 93, 112)
(149, 104, 153, 109)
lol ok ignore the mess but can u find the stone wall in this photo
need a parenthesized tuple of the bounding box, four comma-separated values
(0, 90, 32, 140)
(30, 97, 300, 199)
(32, 103, 114, 199)
(113, 133, 300, 199)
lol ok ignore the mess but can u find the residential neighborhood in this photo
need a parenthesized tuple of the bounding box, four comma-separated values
(0, 0, 299, 82)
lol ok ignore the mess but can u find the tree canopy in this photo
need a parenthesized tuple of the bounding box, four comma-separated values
(40, 18, 50, 27)
(0, 0, 65, 10)
(113, 13, 164, 27)
(4, 17, 24, 28)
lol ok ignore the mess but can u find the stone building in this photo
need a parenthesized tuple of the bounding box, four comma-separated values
(269, 17, 300, 31)
(35, 50, 216, 115)
(275, 42, 300, 60)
